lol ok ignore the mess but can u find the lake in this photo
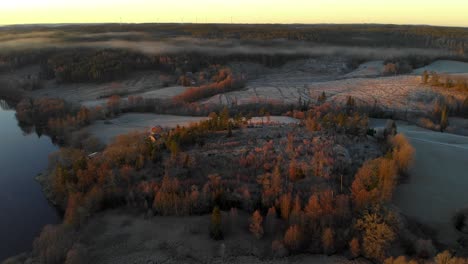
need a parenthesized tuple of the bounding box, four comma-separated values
(0, 99, 60, 261)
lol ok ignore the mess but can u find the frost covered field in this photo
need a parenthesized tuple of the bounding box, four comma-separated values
(371, 119, 468, 245)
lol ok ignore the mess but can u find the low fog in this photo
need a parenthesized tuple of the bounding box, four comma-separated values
(0, 32, 454, 59)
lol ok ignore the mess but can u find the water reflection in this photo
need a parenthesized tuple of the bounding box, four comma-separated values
(0, 99, 60, 261)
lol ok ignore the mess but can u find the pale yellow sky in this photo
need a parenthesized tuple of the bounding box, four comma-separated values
(1, 0, 467, 27)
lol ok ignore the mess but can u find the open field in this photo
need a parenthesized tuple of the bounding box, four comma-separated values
(86, 113, 208, 144)
(3, 59, 467, 116)
(74, 209, 368, 264)
(30, 71, 173, 104)
(204, 74, 430, 111)
(87, 113, 299, 144)
(413, 60, 468, 74)
(371, 119, 468, 245)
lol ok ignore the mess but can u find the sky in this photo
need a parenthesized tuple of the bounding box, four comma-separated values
(1, 0, 467, 27)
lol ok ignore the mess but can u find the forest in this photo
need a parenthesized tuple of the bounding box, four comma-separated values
(20, 100, 430, 264)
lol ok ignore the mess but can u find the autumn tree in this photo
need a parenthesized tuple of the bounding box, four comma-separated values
(106, 95, 121, 116)
(288, 159, 304, 181)
(346, 96, 356, 110)
(355, 212, 396, 261)
(351, 157, 398, 209)
(304, 194, 322, 225)
(317, 91, 327, 104)
(384, 63, 397, 75)
(289, 195, 303, 226)
(349, 237, 360, 258)
(390, 134, 415, 174)
(153, 176, 183, 215)
(311, 142, 334, 179)
(322, 228, 335, 255)
(378, 158, 398, 201)
(335, 194, 351, 224)
(431, 72, 440, 86)
(462, 96, 468, 117)
(440, 104, 449, 131)
(210, 206, 223, 240)
(33, 225, 75, 264)
(284, 225, 302, 252)
(65, 243, 88, 264)
(265, 207, 278, 236)
(64, 192, 85, 228)
(279, 193, 292, 221)
(434, 250, 467, 264)
(249, 210, 264, 239)
(422, 70, 429, 84)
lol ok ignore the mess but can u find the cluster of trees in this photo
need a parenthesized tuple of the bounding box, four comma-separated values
(34, 103, 420, 262)
(384, 251, 468, 264)
(41, 49, 155, 83)
(47, 108, 245, 225)
(231, 133, 413, 261)
(289, 102, 370, 136)
(415, 71, 468, 127)
(417, 95, 468, 131)
(174, 68, 246, 103)
(423, 71, 468, 90)
(383, 61, 413, 75)
(351, 134, 414, 210)
(15, 97, 102, 142)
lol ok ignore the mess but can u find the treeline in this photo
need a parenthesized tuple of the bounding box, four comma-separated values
(175, 68, 246, 103)
(3, 47, 310, 84)
(15, 97, 104, 143)
(20, 23, 466, 52)
(422, 70, 468, 90)
(40, 49, 156, 83)
(0, 48, 54, 72)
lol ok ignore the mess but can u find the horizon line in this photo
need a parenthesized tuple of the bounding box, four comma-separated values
(1, 22, 467, 29)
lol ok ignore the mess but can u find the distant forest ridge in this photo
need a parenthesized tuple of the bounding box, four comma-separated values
(0, 23, 467, 51)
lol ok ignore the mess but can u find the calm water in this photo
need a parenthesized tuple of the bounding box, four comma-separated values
(0, 100, 60, 261)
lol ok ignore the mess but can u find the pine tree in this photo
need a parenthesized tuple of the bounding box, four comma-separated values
(322, 228, 334, 255)
(284, 225, 302, 252)
(422, 70, 429, 84)
(265, 207, 277, 235)
(249, 210, 264, 239)
(279, 193, 292, 221)
(317, 91, 327, 104)
(440, 104, 449, 131)
(210, 206, 223, 240)
(349, 237, 360, 258)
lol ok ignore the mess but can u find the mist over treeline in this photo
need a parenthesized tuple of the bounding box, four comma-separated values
(0, 23, 466, 84)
